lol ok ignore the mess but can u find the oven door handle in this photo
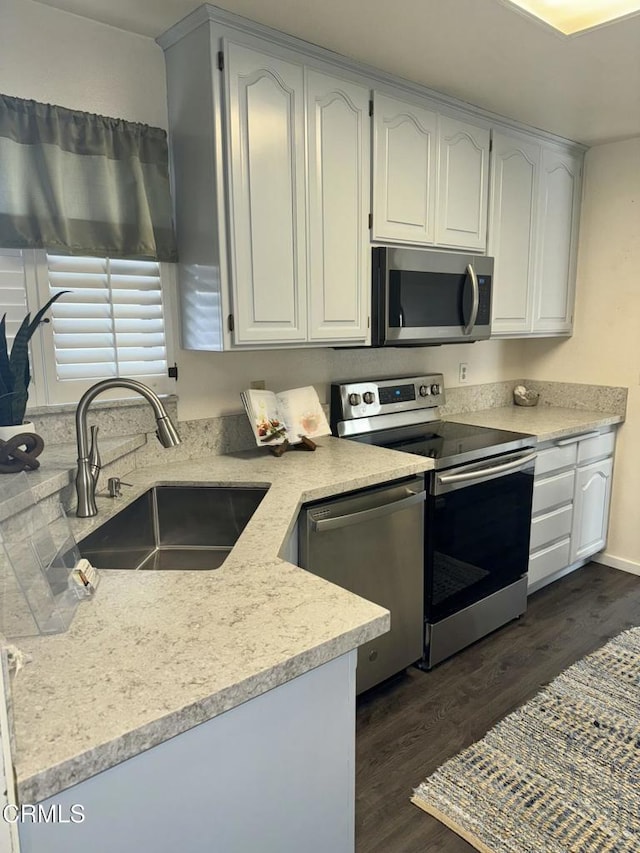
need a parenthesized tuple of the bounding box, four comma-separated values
(311, 488, 425, 532)
(437, 451, 537, 488)
(463, 264, 480, 335)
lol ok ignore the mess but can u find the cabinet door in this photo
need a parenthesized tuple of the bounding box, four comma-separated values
(307, 71, 370, 342)
(225, 41, 307, 343)
(533, 146, 582, 335)
(570, 457, 613, 563)
(488, 132, 539, 335)
(436, 116, 490, 250)
(372, 92, 437, 244)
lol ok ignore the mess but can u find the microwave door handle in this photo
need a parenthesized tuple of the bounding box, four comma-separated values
(463, 264, 480, 335)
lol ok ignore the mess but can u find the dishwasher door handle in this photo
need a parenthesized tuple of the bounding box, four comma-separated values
(311, 488, 426, 532)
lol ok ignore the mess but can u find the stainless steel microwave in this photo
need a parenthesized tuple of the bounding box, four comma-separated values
(371, 246, 493, 346)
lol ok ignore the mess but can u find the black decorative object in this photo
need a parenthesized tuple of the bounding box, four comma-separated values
(0, 432, 45, 473)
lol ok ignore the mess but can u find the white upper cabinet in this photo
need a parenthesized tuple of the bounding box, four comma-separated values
(306, 71, 370, 342)
(435, 116, 490, 251)
(160, 6, 584, 350)
(533, 146, 582, 335)
(372, 93, 437, 244)
(372, 95, 489, 251)
(490, 132, 582, 338)
(224, 42, 371, 347)
(489, 131, 540, 335)
(225, 42, 307, 344)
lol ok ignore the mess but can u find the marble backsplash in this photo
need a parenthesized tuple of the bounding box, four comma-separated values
(25, 380, 628, 474)
(519, 380, 627, 414)
(26, 396, 179, 447)
(440, 379, 627, 417)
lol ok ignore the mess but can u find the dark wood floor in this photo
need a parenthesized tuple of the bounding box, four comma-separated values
(355, 562, 640, 853)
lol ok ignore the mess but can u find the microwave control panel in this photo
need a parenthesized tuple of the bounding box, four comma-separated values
(477, 276, 491, 323)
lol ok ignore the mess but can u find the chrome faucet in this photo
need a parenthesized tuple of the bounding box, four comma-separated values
(75, 378, 181, 517)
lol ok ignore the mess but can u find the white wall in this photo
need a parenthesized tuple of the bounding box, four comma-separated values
(1, 0, 168, 128)
(522, 138, 640, 571)
(176, 341, 524, 418)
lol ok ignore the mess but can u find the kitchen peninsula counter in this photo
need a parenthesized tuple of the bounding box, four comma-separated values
(11, 436, 432, 805)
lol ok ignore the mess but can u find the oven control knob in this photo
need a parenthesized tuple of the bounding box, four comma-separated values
(363, 391, 375, 405)
(431, 383, 441, 396)
(348, 392, 361, 406)
(419, 385, 430, 396)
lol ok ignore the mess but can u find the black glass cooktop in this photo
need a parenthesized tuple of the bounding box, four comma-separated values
(352, 421, 535, 469)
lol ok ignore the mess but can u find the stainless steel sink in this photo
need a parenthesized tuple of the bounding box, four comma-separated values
(78, 485, 268, 570)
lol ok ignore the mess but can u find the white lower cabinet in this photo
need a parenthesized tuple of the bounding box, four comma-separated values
(528, 429, 615, 593)
(529, 538, 571, 589)
(570, 457, 613, 563)
(530, 503, 573, 552)
(20, 653, 358, 853)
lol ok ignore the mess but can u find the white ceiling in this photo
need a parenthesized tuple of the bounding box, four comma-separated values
(33, 0, 640, 146)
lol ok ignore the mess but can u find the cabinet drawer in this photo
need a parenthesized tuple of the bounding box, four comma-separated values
(535, 443, 577, 476)
(530, 504, 573, 552)
(532, 469, 575, 514)
(528, 537, 571, 587)
(577, 431, 615, 465)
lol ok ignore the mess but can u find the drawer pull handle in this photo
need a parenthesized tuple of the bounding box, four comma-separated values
(556, 431, 601, 447)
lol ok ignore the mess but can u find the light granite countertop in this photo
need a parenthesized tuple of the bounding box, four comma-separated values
(8, 402, 624, 804)
(10, 436, 432, 804)
(447, 405, 624, 442)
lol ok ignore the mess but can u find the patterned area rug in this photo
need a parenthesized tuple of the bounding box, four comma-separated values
(412, 627, 640, 853)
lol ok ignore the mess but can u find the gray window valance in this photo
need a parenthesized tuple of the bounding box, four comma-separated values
(0, 94, 177, 261)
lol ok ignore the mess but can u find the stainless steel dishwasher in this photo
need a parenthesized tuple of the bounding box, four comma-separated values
(298, 476, 425, 694)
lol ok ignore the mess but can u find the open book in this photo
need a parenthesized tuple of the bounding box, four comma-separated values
(240, 386, 330, 447)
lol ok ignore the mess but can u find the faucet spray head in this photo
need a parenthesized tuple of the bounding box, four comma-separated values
(156, 416, 181, 448)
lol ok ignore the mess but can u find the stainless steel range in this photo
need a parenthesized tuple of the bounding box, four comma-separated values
(331, 374, 537, 669)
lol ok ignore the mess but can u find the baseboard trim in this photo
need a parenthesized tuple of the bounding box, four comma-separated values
(595, 552, 640, 576)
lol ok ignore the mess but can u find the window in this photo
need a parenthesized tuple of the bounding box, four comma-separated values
(0, 249, 28, 346)
(0, 248, 173, 407)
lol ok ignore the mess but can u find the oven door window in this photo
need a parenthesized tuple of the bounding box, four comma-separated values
(388, 270, 472, 328)
(426, 468, 533, 622)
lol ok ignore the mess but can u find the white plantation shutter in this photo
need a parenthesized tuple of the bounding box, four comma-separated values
(47, 254, 167, 374)
(33, 251, 173, 403)
(0, 249, 172, 405)
(0, 249, 28, 346)
(0, 248, 47, 407)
